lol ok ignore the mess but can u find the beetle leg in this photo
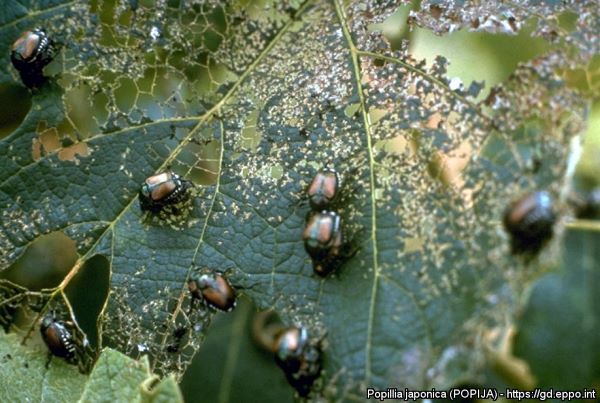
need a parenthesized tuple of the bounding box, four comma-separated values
(45, 352, 52, 369)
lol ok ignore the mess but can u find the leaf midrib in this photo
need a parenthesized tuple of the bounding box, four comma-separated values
(333, 0, 380, 385)
(333, 0, 446, 386)
(0, 1, 76, 30)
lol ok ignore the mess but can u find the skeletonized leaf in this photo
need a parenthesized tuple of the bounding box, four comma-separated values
(0, 0, 596, 396)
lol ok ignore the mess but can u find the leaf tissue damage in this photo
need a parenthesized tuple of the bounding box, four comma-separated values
(0, 0, 595, 397)
(410, 0, 599, 58)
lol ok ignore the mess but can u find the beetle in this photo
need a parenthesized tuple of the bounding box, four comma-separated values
(10, 28, 55, 87)
(40, 314, 76, 363)
(503, 191, 556, 255)
(307, 168, 340, 210)
(303, 210, 345, 275)
(188, 272, 236, 312)
(139, 171, 191, 213)
(274, 326, 322, 397)
(303, 211, 342, 259)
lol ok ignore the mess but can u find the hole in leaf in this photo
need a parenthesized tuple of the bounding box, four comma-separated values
(562, 56, 600, 97)
(557, 11, 578, 32)
(0, 232, 77, 290)
(238, 107, 261, 153)
(65, 255, 110, 348)
(344, 103, 360, 118)
(427, 141, 472, 186)
(370, 5, 412, 48)
(372, 58, 386, 67)
(58, 142, 90, 162)
(114, 77, 138, 113)
(0, 84, 31, 139)
(270, 164, 284, 180)
(375, 134, 416, 156)
(174, 139, 221, 185)
(64, 83, 101, 139)
(430, 5, 444, 20)
(409, 19, 552, 98)
(32, 122, 90, 162)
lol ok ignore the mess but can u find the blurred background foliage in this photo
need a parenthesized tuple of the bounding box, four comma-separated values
(0, 1, 598, 401)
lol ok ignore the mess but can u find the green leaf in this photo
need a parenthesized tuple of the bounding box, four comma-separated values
(180, 298, 293, 403)
(513, 229, 600, 388)
(0, 0, 596, 397)
(0, 335, 183, 402)
(80, 348, 183, 403)
(0, 333, 87, 402)
(79, 348, 149, 402)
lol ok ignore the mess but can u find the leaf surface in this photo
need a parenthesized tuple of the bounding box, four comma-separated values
(0, 332, 86, 402)
(0, 0, 596, 395)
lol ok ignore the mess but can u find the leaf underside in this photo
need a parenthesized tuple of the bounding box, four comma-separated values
(0, 0, 595, 397)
